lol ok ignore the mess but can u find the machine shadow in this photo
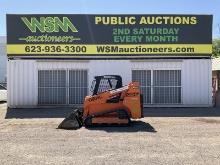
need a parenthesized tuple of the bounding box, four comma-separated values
(86, 121, 157, 133)
(5, 107, 75, 119)
(143, 107, 220, 117)
(5, 107, 220, 119)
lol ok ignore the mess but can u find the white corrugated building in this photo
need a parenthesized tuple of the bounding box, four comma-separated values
(0, 36, 6, 83)
(7, 59, 212, 107)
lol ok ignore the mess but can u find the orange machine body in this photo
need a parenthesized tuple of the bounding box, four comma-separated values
(58, 75, 144, 129)
(82, 82, 143, 124)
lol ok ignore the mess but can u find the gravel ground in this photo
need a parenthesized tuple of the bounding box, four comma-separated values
(0, 103, 220, 165)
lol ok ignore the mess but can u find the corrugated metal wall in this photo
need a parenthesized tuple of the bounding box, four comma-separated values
(8, 60, 90, 107)
(7, 60, 38, 106)
(0, 43, 6, 82)
(182, 59, 212, 106)
(7, 59, 212, 107)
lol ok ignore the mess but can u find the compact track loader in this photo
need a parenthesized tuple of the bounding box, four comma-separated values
(58, 75, 143, 129)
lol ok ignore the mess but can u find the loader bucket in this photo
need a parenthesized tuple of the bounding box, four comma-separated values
(58, 109, 83, 130)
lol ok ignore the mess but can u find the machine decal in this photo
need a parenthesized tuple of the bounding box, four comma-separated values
(88, 96, 102, 102)
(125, 92, 139, 97)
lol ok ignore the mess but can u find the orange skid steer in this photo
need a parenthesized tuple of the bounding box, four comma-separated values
(58, 75, 143, 129)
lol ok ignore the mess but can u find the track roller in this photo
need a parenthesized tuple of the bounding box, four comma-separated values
(84, 109, 131, 127)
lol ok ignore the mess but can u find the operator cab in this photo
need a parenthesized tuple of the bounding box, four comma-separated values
(90, 75, 122, 95)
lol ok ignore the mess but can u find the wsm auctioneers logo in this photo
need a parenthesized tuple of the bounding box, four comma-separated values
(21, 17, 78, 33)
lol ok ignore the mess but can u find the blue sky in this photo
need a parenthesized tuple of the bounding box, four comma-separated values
(0, 0, 220, 38)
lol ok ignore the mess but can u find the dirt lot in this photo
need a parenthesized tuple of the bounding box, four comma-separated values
(0, 103, 220, 165)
